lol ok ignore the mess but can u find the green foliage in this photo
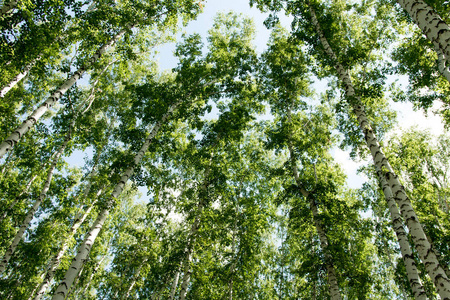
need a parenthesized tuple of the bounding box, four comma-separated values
(0, 1, 449, 299)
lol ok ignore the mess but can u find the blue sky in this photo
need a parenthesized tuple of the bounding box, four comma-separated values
(68, 0, 446, 192)
(155, 0, 293, 71)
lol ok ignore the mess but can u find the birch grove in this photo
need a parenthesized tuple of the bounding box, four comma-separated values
(51, 100, 181, 299)
(1, 1, 450, 299)
(306, 3, 450, 298)
(0, 122, 73, 274)
(375, 166, 427, 300)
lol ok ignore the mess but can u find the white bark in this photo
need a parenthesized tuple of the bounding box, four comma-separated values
(0, 0, 17, 17)
(51, 206, 109, 300)
(0, 150, 14, 177)
(31, 192, 100, 300)
(0, 27, 129, 159)
(0, 2, 97, 99)
(168, 269, 180, 300)
(396, 0, 450, 65)
(1, 57, 39, 98)
(78, 252, 107, 299)
(0, 133, 69, 274)
(179, 169, 210, 300)
(375, 166, 427, 300)
(433, 43, 450, 82)
(51, 101, 180, 300)
(0, 174, 37, 223)
(308, 5, 450, 299)
(122, 257, 148, 299)
(286, 104, 342, 300)
(179, 215, 201, 300)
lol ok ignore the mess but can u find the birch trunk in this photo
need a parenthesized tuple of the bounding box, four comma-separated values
(0, 58, 39, 98)
(0, 2, 97, 98)
(396, 0, 450, 64)
(168, 268, 181, 300)
(0, 174, 37, 223)
(0, 151, 16, 184)
(227, 223, 238, 300)
(78, 253, 107, 299)
(51, 101, 180, 300)
(308, 4, 450, 298)
(0, 131, 70, 274)
(51, 205, 109, 300)
(286, 105, 342, 300)
(434, 44, 450, 82)
(179, 169, 210, 300)
(66, 260, 85, 300)
(122, 257, 148, 299)
(0, 0, 17, 17)
(375, 166, 427, 300)
(179, 210, 202, 300)
(31, 192, 100, 300)
(0, 27, 130, 159)
(309, 196, 342, 300)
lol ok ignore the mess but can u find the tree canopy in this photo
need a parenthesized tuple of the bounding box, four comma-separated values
(0, 0, 449, 299)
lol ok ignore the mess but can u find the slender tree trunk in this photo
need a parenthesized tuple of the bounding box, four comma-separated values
(179, 167, 210, 300)
(122, 258, 148, 299)
(228, 217, 238, 300)
(396, 0, 450, 65)
(178, 250, 192, 300)
(179, 211, 202, 300)
(0, 2, 97, 99)
(52, 205, 109, 300)
(0, 131, 70, 274)
(0, 26, 130, 159)
(0, 0, 17, 17)
(78, 253, 107, 299)
(0, 58, 39, 98)
(31, 193, 100, 300)
(375, 166, 427, 300)
(1, 150, 15, 179)
(308, 4, 450, 299)
(0, 174, 37, 223)
(309, 196, 342, 300)
(151, 291, 160, 300)
(425, 234, 450, 278)
(286, 105, 342, 300)
(66, 261, 85, 300)
(51, 101, 180, 300)
(168, 268, 181, 300)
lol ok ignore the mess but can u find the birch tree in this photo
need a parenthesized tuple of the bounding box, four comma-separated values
(0, 0, 203, 158)
(249, 0, 450, 296)
(0, 118, 75, 274)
